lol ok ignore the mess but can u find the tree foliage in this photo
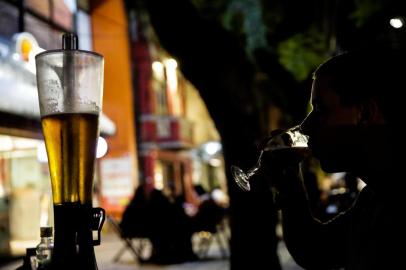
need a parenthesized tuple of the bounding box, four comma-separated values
(190, 0, 406, 83)
(278, 26, 330, 82)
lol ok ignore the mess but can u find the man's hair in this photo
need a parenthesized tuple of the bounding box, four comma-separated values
(313, 48, 406, 124)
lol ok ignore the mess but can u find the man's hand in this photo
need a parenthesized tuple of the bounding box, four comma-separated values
(259, 129, 307, 196)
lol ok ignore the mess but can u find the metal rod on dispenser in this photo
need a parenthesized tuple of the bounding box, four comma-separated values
(62, 33, 78, 112)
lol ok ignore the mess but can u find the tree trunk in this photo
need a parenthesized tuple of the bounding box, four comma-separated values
(145, 0, 282, 269)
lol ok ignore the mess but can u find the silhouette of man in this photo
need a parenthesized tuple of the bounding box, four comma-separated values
(268, 48, 406, 269)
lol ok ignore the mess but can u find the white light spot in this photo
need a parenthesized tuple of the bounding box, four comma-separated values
(390, 17, 404, 29)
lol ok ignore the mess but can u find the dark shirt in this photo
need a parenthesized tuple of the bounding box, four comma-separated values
(120, 186, 149, 238)
(320, 186, 404, 270)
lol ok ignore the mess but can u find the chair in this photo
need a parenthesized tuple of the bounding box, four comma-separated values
(195, 216, 230, 259)
(192, 199, 230, 259)
(106, 215, 150, 263)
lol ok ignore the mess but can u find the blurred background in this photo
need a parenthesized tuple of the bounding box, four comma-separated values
(0, 0, 404, 269)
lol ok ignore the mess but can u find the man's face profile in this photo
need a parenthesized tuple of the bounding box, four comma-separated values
(301, 75, 363, 173)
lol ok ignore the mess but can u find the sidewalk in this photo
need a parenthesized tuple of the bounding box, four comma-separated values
(1, 232, 302, 270)
(0, 232, 229, 270)
(94, 232, 230, 270)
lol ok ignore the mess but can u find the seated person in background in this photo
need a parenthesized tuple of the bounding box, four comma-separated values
(120, 184, 197, 264)
(147, 188, 198, 264)
(119, 184, 149, 238)
(193, 184, 210, 201)
(191, 187, 228, 234)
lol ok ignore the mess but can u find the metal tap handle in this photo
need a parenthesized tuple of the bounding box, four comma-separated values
(91, 207, 105, 246)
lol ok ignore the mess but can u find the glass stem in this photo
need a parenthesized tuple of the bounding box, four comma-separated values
(246, 151, 263, 178)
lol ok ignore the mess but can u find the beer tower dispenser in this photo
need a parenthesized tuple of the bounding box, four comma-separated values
(34, 33, 105, 270)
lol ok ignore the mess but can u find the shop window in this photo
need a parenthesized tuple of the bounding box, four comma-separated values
(10, 156, 43, 189)
(25, 14, 71, 50)
(162, 161, 176, 196)
(50, 29, 64, 49)
(24, 14, 53, 49)
(0, 158, 10, 198)
(155, 85, 168, 115)
(52, 0, 75, 31)
(0, 1, 19, 38)
(76, 10, 92, 50)
(25, 0, 51, 19)
(77, 0, 89, 12)
(155, 159, 183, 198)
(151, 60, 168, 115)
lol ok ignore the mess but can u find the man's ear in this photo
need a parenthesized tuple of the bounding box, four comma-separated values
(358, 99, 384, 125)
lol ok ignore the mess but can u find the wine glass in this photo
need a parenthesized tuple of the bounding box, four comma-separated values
(231, 125, 309, 191)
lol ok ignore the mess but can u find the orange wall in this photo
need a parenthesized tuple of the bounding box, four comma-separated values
(91, 0, 138, 213)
